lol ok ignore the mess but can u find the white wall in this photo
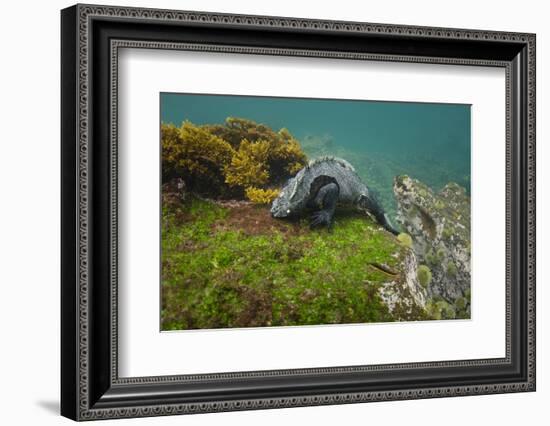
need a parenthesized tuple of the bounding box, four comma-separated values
(0, 0, 546, 424)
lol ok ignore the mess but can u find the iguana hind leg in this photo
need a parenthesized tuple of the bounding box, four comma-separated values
(309, 182, 339, 230)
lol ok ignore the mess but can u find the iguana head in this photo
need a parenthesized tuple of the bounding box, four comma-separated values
(270, 173, 306, 218)
(271, 178, 296, 218)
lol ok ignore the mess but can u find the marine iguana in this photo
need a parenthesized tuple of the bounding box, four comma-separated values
(270, 157, 399, 235)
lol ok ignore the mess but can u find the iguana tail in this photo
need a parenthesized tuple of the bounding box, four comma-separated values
(381, 213, 400, 236)
(358, 194, 400, 236)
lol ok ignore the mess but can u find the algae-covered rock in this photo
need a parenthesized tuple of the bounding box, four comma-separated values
(393, 175, 470, 309)
(161, 197, 428, 330)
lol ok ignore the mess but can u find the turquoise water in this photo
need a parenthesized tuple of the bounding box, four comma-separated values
(161, 93, 471, 221)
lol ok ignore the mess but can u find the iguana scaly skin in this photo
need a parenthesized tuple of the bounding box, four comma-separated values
(270, 157, 398, 234)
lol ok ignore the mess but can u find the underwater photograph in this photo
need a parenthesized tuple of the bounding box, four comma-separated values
(160, 93, 471, 331)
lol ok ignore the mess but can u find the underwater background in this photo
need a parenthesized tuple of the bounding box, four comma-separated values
(161, 93, 471, 222)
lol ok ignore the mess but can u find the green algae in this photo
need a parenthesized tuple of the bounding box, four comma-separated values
(161, 197, 410, 330)
(417, 265, 432, 288)
(397, 232, 413, 248)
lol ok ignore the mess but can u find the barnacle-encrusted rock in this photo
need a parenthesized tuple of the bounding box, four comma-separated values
(376, 247, 428, 321)
(393, 175, 470, 315)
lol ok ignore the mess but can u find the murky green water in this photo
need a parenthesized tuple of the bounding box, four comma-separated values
(161, 93, 470, 221)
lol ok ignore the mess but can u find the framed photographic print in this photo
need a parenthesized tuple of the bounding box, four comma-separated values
(61, 4, 536, 421)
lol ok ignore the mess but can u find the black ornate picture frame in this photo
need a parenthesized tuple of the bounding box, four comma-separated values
(61, 4, 536, 421)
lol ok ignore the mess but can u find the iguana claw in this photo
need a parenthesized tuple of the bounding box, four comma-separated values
(310, 210, 332, 229)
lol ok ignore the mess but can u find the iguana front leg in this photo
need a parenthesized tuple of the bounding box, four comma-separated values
(310, 182, 339, 229)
